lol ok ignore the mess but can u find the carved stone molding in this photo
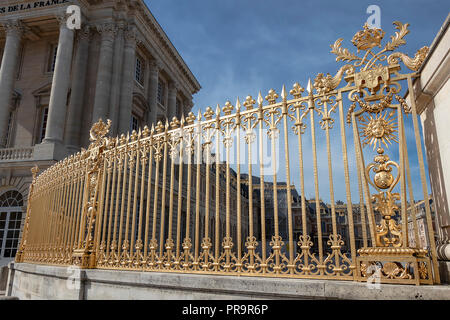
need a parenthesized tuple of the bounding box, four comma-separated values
(123, 24, 137, 45)
(55, 13, 74, 28)
(2, 20, 25, 38)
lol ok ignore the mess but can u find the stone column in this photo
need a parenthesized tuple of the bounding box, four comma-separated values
(0, 20, 23, 147)
(43, 16, 75, 144)
(167, 81, 178, 120)
(65, 26, 90, 152)
(147, 59, 160, 126)
(118, 25, 137, 134)
(108, 22, 125, 136)
(91, 22, 116, 124)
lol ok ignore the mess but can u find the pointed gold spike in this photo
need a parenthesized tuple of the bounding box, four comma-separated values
(216, 104, 221, 116)
(306, 78, 313, 94)
(281, 85, 287, 100)
(257, 91, 263, 105)
(236, 97, 241, 111)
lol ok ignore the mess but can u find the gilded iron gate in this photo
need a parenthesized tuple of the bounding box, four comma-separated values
(16, 22, 440, 285)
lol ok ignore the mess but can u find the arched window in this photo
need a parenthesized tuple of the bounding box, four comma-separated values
(0, 190, 23, 207)
(0, 190, 24, 258)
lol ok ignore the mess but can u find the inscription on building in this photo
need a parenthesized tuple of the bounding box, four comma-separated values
(0, 0, 70, 14)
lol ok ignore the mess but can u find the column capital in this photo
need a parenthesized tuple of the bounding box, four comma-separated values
(2, 20, 25, 38)
(77, 25, 91, 41)
(149, 59, 162, 74)
(116, 20, 126, 31)
(168, 80, 179, 93)
(96, 22, 117, 40)
(123, 24, 137, 47)
(55, 13, 74, 29)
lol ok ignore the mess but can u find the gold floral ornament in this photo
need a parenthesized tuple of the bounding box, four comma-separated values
(89, 118, 112, 148)
(331, 21, 429, 73)
(387, 46, 430, 71)
(365, 148, 402, 247)
(359, 111, 398, 150)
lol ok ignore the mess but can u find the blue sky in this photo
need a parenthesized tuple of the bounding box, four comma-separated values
(145, 0, 449, 203)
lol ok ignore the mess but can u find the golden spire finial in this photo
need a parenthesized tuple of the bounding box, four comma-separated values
(281, 85, 287, 101)
(257, 91, 263, 106)
(306, 78, 313, 95)
(236, 97, 241, 111)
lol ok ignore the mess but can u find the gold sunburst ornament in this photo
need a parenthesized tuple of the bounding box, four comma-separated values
(359, 111, 398, 150)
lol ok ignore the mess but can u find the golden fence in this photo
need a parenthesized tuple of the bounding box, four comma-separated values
(16, 22, 440, 285)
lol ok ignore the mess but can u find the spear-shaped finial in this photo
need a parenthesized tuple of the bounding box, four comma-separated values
(216, 104, 221, 117)
(257, 91, 263, 106)
(281, 85, 287, 101)
(236, 97, 241, 111)
(306, 78, 313, 95)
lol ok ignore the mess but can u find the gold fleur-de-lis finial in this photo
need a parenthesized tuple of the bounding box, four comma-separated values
(223, 101, 234, 115)
(290, 82, 305, 98)
(265, 89, 279, 104)
(119, 133, 127, 145)
(170, 116, 180, 129)
(203, 106, 215, 120)
(130, 130, 138, 141)
(142, 125, 151, 137)
(185, 112, 196, 125)
(243, 95, 256, 110)
(155, 120, 165, 133)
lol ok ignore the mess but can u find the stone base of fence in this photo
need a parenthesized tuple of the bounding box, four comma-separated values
(5, 262, 450, 300)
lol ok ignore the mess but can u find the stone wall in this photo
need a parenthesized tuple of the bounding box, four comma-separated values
(6, 262, 450, 300)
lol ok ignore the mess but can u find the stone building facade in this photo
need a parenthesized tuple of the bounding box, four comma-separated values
(0, 0, 200, 265)
(408, 14, 450, 283)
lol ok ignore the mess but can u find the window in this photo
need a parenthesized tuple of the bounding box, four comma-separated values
(48, 44, 58, 72)
(4, 111, 14, 147)
(130, 114, 140, 132)
(0, 191, 24, 259)
(0, 191, 23, 207)
(38, 107, 49, 143)
(135, 56, 145, 85)
(157, 80, 165, 106)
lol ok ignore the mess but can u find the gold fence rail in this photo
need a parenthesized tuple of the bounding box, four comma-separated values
(16, 21, 440, 285)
